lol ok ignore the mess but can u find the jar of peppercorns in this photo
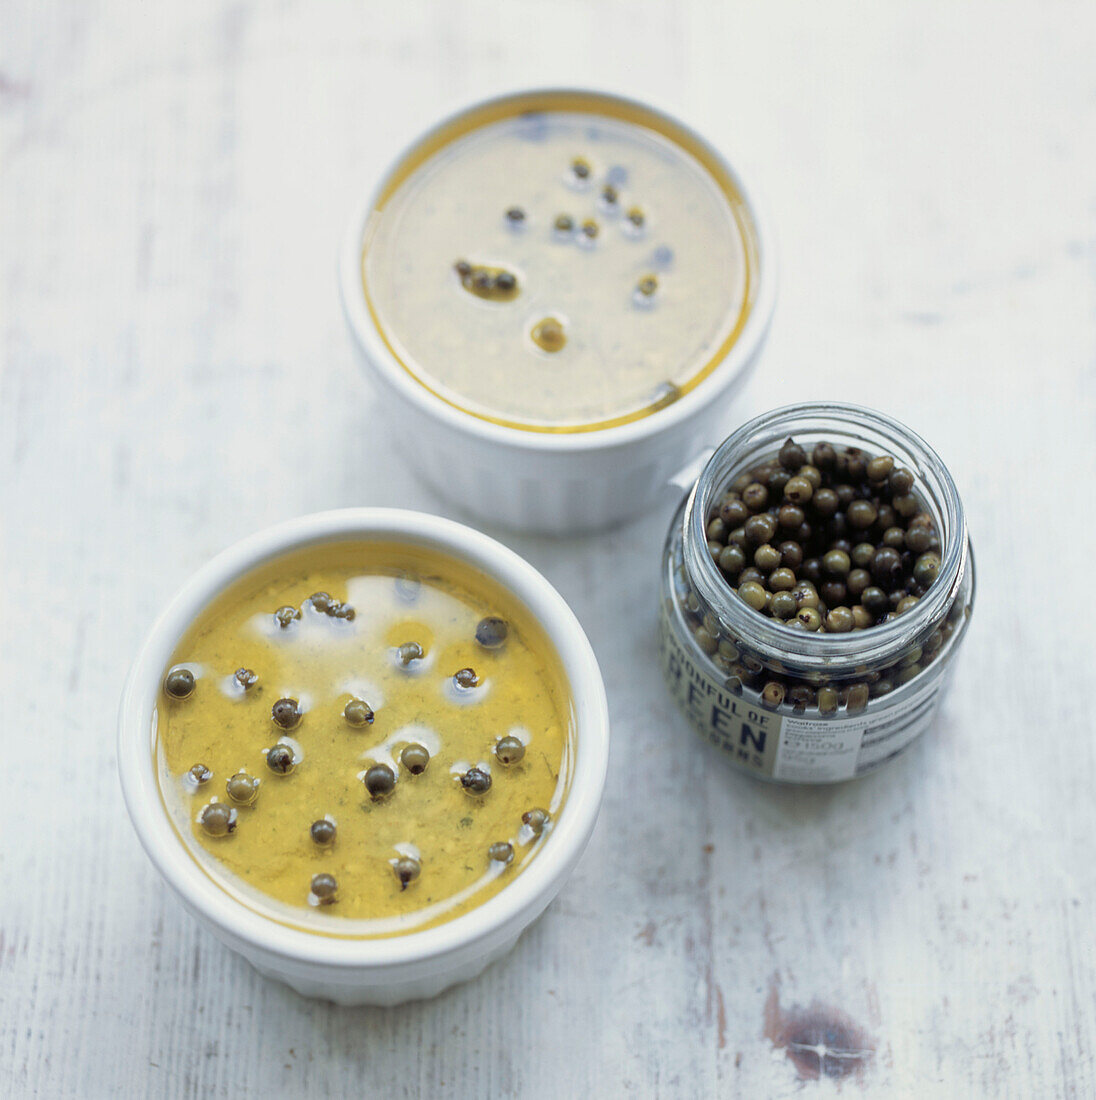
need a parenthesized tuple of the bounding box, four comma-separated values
(659, 402, 975, 783)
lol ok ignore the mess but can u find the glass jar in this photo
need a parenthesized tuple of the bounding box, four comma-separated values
(659, 402, 975, 783)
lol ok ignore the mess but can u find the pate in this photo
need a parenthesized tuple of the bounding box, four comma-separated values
(362, 93, 757, 431)
(156, 540, 573, 936)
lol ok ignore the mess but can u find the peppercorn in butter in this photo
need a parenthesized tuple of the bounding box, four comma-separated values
(361, 91, 759, 432)
(156, 541, 573, 936)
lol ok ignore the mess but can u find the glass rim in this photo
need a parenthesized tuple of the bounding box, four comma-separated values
(682, 401, 970, 673)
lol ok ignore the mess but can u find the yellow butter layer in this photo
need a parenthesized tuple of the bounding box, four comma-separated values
(362, 92, 758, 432)
(155, 541, 573, 938)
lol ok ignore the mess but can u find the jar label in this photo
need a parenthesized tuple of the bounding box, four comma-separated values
(659, 602, 950, 783)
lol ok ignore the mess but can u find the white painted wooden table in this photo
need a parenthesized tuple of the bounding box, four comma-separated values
(3, 2, 1094, 1096)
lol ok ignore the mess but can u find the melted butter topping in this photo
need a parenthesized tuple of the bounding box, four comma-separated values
(156, 541, 573, 938)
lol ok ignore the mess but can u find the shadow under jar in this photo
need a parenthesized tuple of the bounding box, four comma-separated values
(659, 402, 975, 784)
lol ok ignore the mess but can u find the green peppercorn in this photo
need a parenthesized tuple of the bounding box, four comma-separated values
(881, 526, 905, 549)
(811, 487, 838, 517)
(309, 591, 333, 613)
(770, 591, 797, 619)
(742, 483, 768, 511)
(846, 500, 878, 529)
(793, 581, 820, 609)
(812, 442, 836, 468)
(554, 213, 574, 232)
(461, 767, 492, 795)
(867, 455, 894, 482)
(744, 514, 777, 544)
(800, 557, 822, 584)
(400, 743, 430, 775)
(890, 467, 914, 495)
(272, 697, 301, 730)
(523, 808, 550, 835)
(393, 857, 421, 890)
(844, 449, 866, 480)
(475, 617, 509, 649)
(851, 605, 873, 629)
(496, 736, 526, 765)
(199, 802, 236, 837)
(871, 546, 903, 586)
(344, 698, 375, 727)
(825, 607, 855, 633)
(896, 595, 921, 614)
(906, 525, 934, 553)
(818, 686, 839, 714)
(776, 504, 803, 531)
(913, 552, 942, 586)
(397, 641, 425, 666)
(718, 544, 746, 574)
(754, 544, 781, 572)
(861, 586, 889, 614)
(798, 465, 822, 490)
(847, 568, 871, 597)
(720, 498, 749, 526)
(364, 764, 396, 799)
(769, 567, 796, 591)
(233, 668, 257, 690)
(779, 437, 807, 470)
(739, 581, 768, 611)
(226, 771, 260, 805)
(505, 206, 526, 224)
(310, 818, 337, 846)
(846, 683, 870, 712)
(783, 476, 813, 504)
(187, 763, 211, 786)
(761, 681, 786, 708)
(454, 667, 480, 690)
(311, 873, 338, 904)
(777, 541, 804, 570)
(265, 743, 295, 775)
(488, 841, 515, 865)
(274, 605, 300, 628)
(627, 206, 645, 227)
(822, 548, 851, 576)
(796, 606, 822, 631)
(821, 580, 848, 606)
(788, 686, 815, 711)
(164, 666, 195, 699)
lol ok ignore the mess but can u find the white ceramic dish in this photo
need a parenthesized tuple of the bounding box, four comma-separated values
(339, 88, 778, 535)
(117, 509, 610, 1006)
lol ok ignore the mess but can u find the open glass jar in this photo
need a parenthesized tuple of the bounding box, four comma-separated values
(659, 403, 975, 783)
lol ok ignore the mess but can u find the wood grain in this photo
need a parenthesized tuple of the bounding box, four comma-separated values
(2, 1, 1094, 1096)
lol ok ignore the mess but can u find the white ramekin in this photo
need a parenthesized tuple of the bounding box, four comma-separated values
(339, 88, 778, 535)
(117, 509, 610, 1006)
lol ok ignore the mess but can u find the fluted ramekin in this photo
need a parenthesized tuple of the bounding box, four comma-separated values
(118, 509, 609, 1005)
(339, 88, 777, 534)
